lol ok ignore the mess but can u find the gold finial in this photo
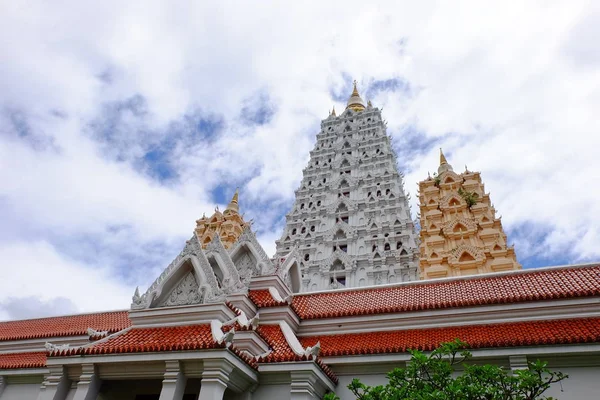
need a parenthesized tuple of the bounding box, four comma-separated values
(440, 148, 448, 165)
(351, 80, 360, 97)
(346, 79, 366, 112)
(331, 106, 336, 116)
(225, 188, 239, 214)
(367, 99, 372, 107)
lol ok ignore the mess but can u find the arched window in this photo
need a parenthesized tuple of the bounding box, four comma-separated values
(291, 228, 297, 235)
(372, 245, 377, 252)
(304, 254, 310, 261)
(396, 242, 402, 249)
(300, 203, 305, 209)
(301, 227, 306, 234)
(384, 243, 390, 251)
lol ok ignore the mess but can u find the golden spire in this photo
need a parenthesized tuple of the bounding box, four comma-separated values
(440, 148, 448, 165)
(346, 79, 366, 112)
(351, 80, 360, 97)
(225, 188, 239, 214)
(438, 148, 453, 174)
(331, 106, 336, 116)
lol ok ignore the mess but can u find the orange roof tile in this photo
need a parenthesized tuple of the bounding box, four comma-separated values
(299, 317, 600, 356)
(0, 351, 46, 369)
(256, 325, 338, 383)
(0, 311, 131, 341)
(51, 324, 221, 356)
(292, 266, 600, 319)
(248, 290, 287, 308)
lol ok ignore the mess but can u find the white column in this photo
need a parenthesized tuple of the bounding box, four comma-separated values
(37, 365, 70, 400)
(290, 371, 320, 400)
(0, 376, 6, 398)
(72, 364, 101, 400)
(198, 360, 233, 400)
(159, 360, 187, 400)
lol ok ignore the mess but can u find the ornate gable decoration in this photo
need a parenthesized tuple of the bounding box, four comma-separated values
(131, 234, 225, 310)
(229, 226, 276, 276)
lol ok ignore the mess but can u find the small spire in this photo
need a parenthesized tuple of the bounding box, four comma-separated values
(437, 148, 453, 174)
(440, 148, 448, 165)
(367, 99, 372, 107)
(331, 106, 336, 116)
(225, 188, 240, 213)
(346, 79, 366, 112)
(351, 80, 360, 97)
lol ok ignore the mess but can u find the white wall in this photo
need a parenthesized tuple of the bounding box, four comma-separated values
(252, 383, 291, 399)
(544, 366, 600, 400)
(0, 383, 41, 400)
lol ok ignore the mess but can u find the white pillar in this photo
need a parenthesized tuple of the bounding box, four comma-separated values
(37, 366, 70, 400)
(0, 376, 6, 398)
(290, 371, 320, 400)
(198, 360, 233, 400)
(72, 364, 101, 400)
(159, 360, 187, 400)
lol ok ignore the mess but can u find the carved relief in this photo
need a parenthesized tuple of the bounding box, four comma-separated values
(158, 271, 204, 308)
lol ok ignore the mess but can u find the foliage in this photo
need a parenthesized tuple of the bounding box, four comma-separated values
(458, 187, 479, 208)
(433, 172, 441, 187)
(323, 340, 567, 400)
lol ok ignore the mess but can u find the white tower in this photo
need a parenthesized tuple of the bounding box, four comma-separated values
(275, 81, 419, 292)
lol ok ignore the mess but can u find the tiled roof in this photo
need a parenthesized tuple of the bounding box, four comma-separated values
(256, 325, 338, 383)
(51, 325, 221, 356)
(248, 290, 287, 308)
(292, 266, 600, 319)
(299, 317, 600, 356)
(0, 311, 131, 341)
(0, 351, 47, 369)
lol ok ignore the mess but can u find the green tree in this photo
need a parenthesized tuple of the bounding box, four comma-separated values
(323, 340, 567, 400)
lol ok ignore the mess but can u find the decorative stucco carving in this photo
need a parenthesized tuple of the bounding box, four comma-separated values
(205, 234, 244, 294)
(320, 249, 354, 272)
(157, 271, 204, 308)
(131, 234, 225, 310)
(230, 227, 275, 275)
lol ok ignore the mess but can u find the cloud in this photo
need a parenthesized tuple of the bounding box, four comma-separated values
(0, 0, 599, 319)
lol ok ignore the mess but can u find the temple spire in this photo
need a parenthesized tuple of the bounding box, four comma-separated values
(331, 106, 336, 117)
(438, 148, 453, 174)
(440, 148, 448, 165)
(346, 80, 366, 112)
(225, 188, 240, 214)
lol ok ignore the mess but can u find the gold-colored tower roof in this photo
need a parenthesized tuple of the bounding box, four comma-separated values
(346, 80, 366, 112)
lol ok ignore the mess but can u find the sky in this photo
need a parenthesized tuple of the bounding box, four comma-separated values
(1, 1, 599, 321)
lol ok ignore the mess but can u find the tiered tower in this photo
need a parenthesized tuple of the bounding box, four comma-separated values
(275, 81, 419, 292)
(418, 150, 521, 279)
(195, 190, 250, 249)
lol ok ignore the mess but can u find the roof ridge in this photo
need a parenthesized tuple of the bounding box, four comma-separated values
(293, 263, 600, 297)
(0, 309, 129, 324)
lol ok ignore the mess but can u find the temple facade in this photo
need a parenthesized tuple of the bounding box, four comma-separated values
(418, 151, 521, 279)
(275, 82, 419, 291)
(0, 83, 598, 400)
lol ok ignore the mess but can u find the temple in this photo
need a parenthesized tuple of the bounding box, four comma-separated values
(0, 83, 598, 400)
(418, 150, 521, 279)
(275, 81, 419, 291)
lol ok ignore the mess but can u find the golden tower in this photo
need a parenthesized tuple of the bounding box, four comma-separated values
(417, 150, 521, 279)
(195, 189, 250, 249)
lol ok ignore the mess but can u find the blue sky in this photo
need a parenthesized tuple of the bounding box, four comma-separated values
(1, 1, 599, 320)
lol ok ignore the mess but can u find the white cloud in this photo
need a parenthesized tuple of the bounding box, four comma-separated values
(0, 241, 132, 320)
(0, 0, 599, 318)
